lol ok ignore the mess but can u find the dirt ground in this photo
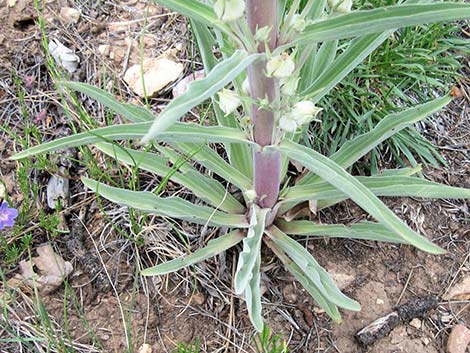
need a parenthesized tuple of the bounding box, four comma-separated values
(1, 1, 469, 352)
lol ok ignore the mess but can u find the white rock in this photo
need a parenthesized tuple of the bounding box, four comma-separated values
(124, 52, 184, 98)
(409, 318, 422, 329)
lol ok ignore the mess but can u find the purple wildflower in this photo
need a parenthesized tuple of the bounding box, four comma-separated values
(0, 201, 18, 230)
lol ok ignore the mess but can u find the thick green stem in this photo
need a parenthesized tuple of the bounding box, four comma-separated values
(247, 0, 281, 210)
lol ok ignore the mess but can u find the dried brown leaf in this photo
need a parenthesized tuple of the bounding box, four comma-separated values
(9, 245, 73, 294)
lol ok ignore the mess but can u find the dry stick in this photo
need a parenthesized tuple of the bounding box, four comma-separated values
(355, 295, 438, 346)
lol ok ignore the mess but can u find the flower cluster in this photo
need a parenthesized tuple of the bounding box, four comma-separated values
(0, 200, 18, 230)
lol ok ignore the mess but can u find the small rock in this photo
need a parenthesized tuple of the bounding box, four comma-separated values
(443, 276, 470, 301)
(390, 326, 408, 345)
(192, 292, 205, 305)
(376, 298, 385, 305)
(59, 7, 81, 24)
(124, 50, 184, 98)
(409, 318, 422, 329)
(447, 324, 470, 353)
(422, 337, 430, 346)
(138, 343, 152, 353)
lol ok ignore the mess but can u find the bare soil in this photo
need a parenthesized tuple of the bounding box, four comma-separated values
(1, 1, 469, 352)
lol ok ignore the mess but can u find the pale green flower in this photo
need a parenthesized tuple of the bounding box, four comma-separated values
(214, 0, 245, 22)
(266, 53, 295, 78)
(328, 0, 353, 13)
(218, 88, 241, 115)
(289, 101, 323, 125)
(289, 14, 307, 32)
(280, 75, 299, 96)
(279, 116, 298, 132)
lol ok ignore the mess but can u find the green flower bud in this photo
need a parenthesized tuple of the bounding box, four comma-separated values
(254, 26, 272, 42)
(244, 189, 257, 202)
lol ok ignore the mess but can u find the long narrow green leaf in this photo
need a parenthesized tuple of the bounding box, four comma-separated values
(298, 95, 452, 186)
(310, 40, 338, 80)
(267, 237, 341, 322)
(153, 0, 231, 34)
(95, 142, 245, 213)
(11, 122, 254, 160)
(61, 82, 154, 122)
(277, 140, 444, 254)
(174, 143, 253, 192)
(141, 230, 244, 275)
(142, 50, 263, 142)
(284, 3, 470, 49)
(191, 20, 254, 179)
(277, 220, 409, 244)
(301, 32, 390, 101)
(82, 177, 249, 228)
(281, 175, 470, 212)
(234, 207, 269, 294)
(245, 252, 264, 331)
(266, 226, 360, 311)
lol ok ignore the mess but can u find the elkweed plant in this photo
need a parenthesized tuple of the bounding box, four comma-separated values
(12, 0, 470, 330)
